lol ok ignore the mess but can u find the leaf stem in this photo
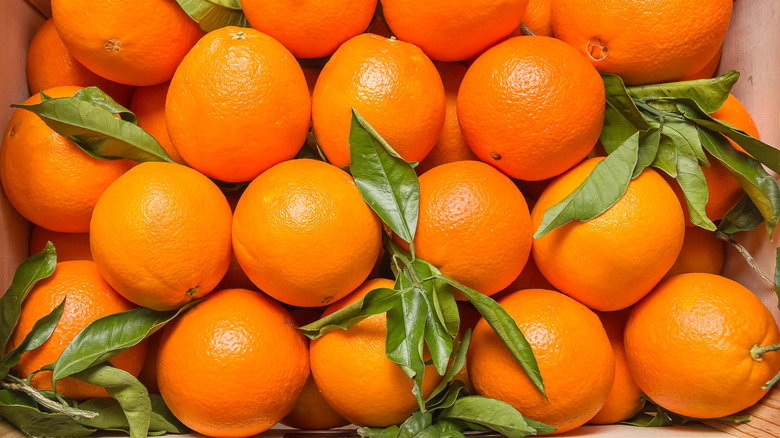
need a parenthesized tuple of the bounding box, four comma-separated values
(1, 376, 97, 419)
(763, 369, 780, 390)
(750, 343, 780, 361)
(715, 231, 774, 285)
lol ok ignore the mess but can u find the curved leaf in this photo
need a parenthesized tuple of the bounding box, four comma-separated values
(718, 194, 764, 234)
(626, 70, 739, 113)
(438, 396, 555, 437)
(298, 287, 401, 339)
(76, 394, 188, 434)
(670, 138, 716, 230)
(176, 0, 248, 32)
(0, 298, 65, 378)
(0, 390, 95, 438)
(72, 87, 136, 124)
(600, 73, 649, 153)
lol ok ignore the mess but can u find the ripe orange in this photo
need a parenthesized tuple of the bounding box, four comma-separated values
(514, 0, 553, 37)
(128, 82, 184, 164)
(550, 0, 733, 85)
(157, 288, 309, 437)
(90, 162, 233, 311)
(26, 19, 134, 106)
(398, 160, 532, 297)
(415, 62, 479, 175)
(380, 0, 529, 62)
(137, 330, 162, 394)
(468, 289, 615, 434)
(50, 0, 203, 86)
(0, 86, 133, 233)
(311, 33, 445, 168)
(166, 26, 311, 183)
(624, 273, 780, 418)
(680, 46, 722, 81)
(232, 159, 382, 307)
(8, 260, 147, 400)
(29, 226, 92, 262)
(280, 375, 350, 430)
(457, 36, 605, 181)
(532, 158, 685, 311)
(711, 93, 761, 145)
(588, 309, 644, 424)
(310, 278, 442, 427)
(663, 226, 725, 280)
(492, 255, 554, 301)
(241, 0, 377, 59)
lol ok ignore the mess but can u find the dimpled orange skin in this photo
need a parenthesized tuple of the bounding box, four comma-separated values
(532, 158, 685, 311)
(241, 0, 377, 59)
(311, 33, 445, 168)
(232, 159, 382, 308)
(550, 0, 732, 85)
(129, 82, 184, 164)
(0, 86, 133, 233)
(89, 162, 233, 311)
(468, 289, 615, 434)
(380, 0, 529, 62)
(29, 226, 92, 261)
(51, 0, 203, 86)
(401, 160, 532, 297)
(310, 278, 443, 427)
(8, 261, 147, 400)
(514, 0, 553, 37)
(662, 226, 725, 280)
(166, 27, 311, 183)
(457, 36, 605, 181)
(157, 289, 309, 437)
(624, 273, 780, 419)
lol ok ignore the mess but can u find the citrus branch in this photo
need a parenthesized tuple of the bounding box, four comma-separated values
(715, 231, 774, 285)
(1, 375, 97, 420)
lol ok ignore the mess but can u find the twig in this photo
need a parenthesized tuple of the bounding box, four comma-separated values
(715, 231, 774, 285)
(1, 376, 97, 420)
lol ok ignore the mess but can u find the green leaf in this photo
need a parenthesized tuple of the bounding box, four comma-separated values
(426, 331, 472, 404)
(75, 394, 188, 434)
(670, 139, 716, 230)
(397, 410, 434, 437)
(626, 70, 739, 113)
(438, 396, 553, 437)
(349, 108, 420, 246)
(359, 425, 401, 438)
(600, 73, 649, 153)
(663, 119, 708, 165)
(634, 127, 662, 178)
(718, 194, 764, 234)
(693, 120, 780, 175)
(176, 0, 248, 32)
(429, 420, 467, 438)
(0, 390, 95, 437)
(775, 247, 780, 311)
(0, 242, 57, 353)
(621, 405, 674, 427)
(72, 87, 136, 124)
(11, 90, 172, 163)
(533, 132, 640, 238)
(651, 129, 679, 177)
(298, 287, 401, 339)
(427, 380, 470, 413)
(0, 299, 65, 378)
(410, 261, 454, 376)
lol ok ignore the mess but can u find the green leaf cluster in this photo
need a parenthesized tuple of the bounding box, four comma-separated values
(176, 0, 249, 32)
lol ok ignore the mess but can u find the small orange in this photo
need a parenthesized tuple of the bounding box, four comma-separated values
(29, 226, 92, 262)
(166, 27, 311, 183)
(311, 33, 445, 168)
(90, 162, 233, 311)
(310, 278, 442, 427)
(280, 375, 350, 430)
(0, 86, 133, 233)
(457, 36, 605, 181)
(663, 226, 725, 280)
(468, 289, 615, 434)
(624, 273, 780, 418)
(157, 288, 309, 437)
(8, 260, 147, 400)
(128, 82, 184, 164)
(232, 159, 382, 307)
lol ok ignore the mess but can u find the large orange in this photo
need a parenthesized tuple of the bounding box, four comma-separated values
(128, 82, 184, 164)
(662, 226, 725, 280)
(90, 162, 233, 311)
(166, 27, 311, 183)
(232, 159, 382, 308)
(380, 0, 529, 62)
(241, 0, 377, 59)
(0, 86, 133, 233)
(468, 289, 615, 434)
(26, 19, 134, 106)
(624, 273, 780, 418)
(29, 226, 92, 262)
(457, 36, 605, 181)
(50, 0, 203, 86)
(531, 158, 685, 311)
(550, 0, 732, 85)
(311, 33, 445, 168)
(8, 260, 147, 400)
(400, 160, 532, 297)
(310, 278, 442, 427)
(157, 288, 309, 437)
(680, 46, 722, 81)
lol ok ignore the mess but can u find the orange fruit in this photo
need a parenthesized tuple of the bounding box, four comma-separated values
(310, 278, 442, 427)
(50, 0, 203, 86)
(550, 0, 733, 85)
(136, 330, 162, 394)
(166, 27, 311, 183)
(399, 160, 532, 297)
(8, 260, 147, 400)
(90, 162, 233, 311)
(241, 0, 378, 59)
(128, 81, 184, 164)
(663, 226, 725, 280)
(468, 289, 615, 434)
(711, 93, 761, 144)
(0, 86, 133, 233)
(29, 226, 92, 262)
(380, 0, 529, 62)
(280, 375, 350, 430)
(232, 159, 382, 307)
(26, 19, 134, 106)
(300, 65, 322, 97)
(680, 46, 722, 81)
(492, 254, 554, 301)
(588, 309, 644, 424)
(415, 62, 479, 175)
(157, 288, 309, 437)
(311, 33, 445, 168)
(515, 0, 553, 37)
(624, 273, 780, 418)
(531, 158, 685, 311)
(457, 36, 605, 181)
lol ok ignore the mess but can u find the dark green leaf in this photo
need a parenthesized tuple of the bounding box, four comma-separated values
(75, 394, 188, 434)
(71, 87, 136, 124)
(718, 194, 764, 234)
(600, 73, 648, 154)
(148, 393, 189, 433)
(427, 331, 471, 404)
(298, 287, 401, 339)
(410, 261, 453, 375)
(634, 127, 662, 178)
(626, 71, 739, 113)
(0, 299, 65, 378)
(0, 242, 57, 352)
(694, 119, 780, 175)
(397, 410, 434, 437)
(176, 0, 248, 32)
(651, 130, 679, 177)
(621, 408, 673, 427)
(349, 109, 420, 246)
(438, 396, 552, 437)
(533, 132, 640, 238)
(430, 420, 467, 438)
(663, 119, 708, 165)
(0, 389, 95, 437)
(776, 247, 780, 311)
(359, 425, 401, 438)
(671, 139, 716, 230)
(427, 380, 469, 413)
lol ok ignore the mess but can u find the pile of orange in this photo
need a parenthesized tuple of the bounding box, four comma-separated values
(3, 1, 779, 437)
